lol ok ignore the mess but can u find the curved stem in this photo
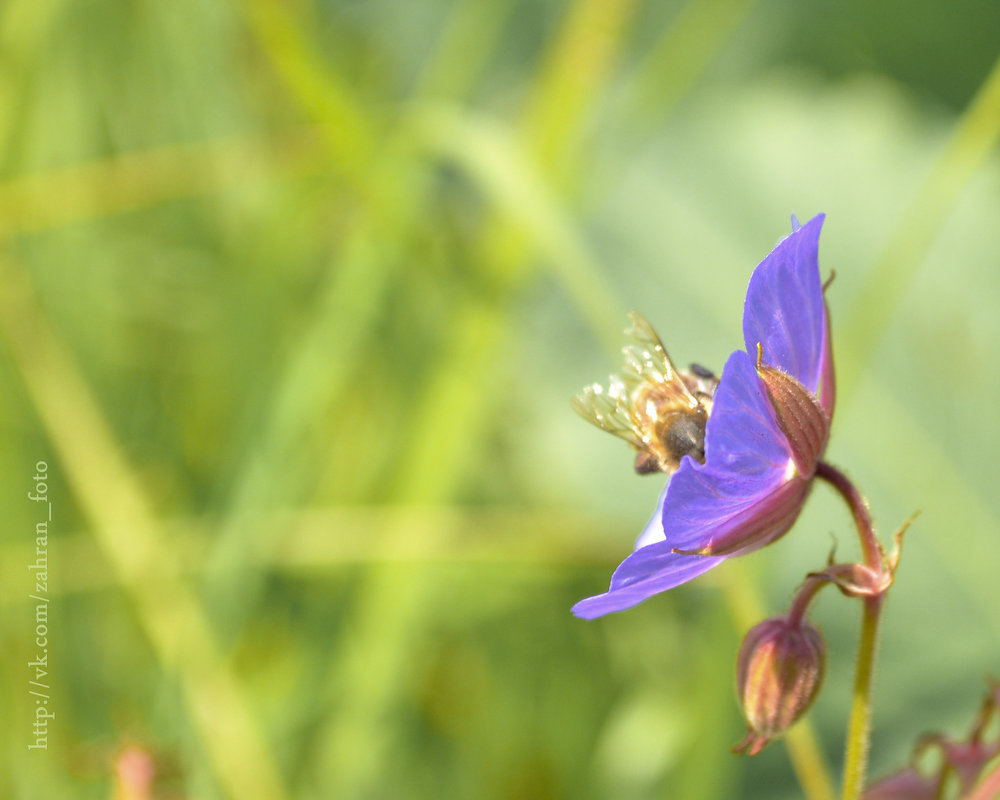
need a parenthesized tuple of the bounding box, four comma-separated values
(933, 765, 954, 800)
(841, 596, 884, 800)
(788, 574, 828, 627)
(814, 463, 888, 799)
(815, 462, 882, 569)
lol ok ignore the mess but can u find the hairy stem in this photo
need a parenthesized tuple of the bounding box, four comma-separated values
(815, 462, 881, 569)
(814, 463, 889, 799)
(841, 595, 883, 800)
(788, 574, 828, 627)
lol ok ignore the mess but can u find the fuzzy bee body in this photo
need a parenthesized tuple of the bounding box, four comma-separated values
(572, 313, 718, 476)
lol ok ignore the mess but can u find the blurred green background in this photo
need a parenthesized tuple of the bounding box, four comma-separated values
(1, 0, 998, 798)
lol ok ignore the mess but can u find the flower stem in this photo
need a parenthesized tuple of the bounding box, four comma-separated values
(788, 574, 827, 626)
(814, 463, 888, 800)
(815, 462, 881, 570)
(841, 595, 883, 800)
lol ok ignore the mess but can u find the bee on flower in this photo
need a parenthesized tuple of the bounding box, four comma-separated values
(572, 215, 834, 619)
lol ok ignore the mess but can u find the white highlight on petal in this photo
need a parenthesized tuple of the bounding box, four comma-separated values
(783, 458, 798, 482)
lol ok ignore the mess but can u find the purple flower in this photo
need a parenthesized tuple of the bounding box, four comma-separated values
(573, 215, 834, 619)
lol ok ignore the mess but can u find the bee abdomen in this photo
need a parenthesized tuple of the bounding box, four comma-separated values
(663, 412, 708, 466)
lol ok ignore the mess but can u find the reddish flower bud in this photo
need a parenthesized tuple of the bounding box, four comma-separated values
(939, 737, 1000, 794)
(733, 615, 825, 756)
(865, 679, 1000, 799)
(113, 744, 157, 800)
(862, 768, 937, 800)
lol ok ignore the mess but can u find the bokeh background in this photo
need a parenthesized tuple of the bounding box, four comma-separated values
(1, 0, 999, 798)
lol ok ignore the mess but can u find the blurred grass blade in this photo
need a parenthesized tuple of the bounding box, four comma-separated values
(206, 0, 405, 625)
(415, 0, 517, 100)
(0, 131, 329, 240)
(238, 0, 376, 178)
(312, 4, 642, 792)
(202, 210, 406, 620)
(206, 0, 522, 638)
(412, 104, 625, 349)
(843, 377, 1000, 639)
(0, 506, 631, 606)
(620, 0, 757, 133)
(0, 0, 68, 159)
(0, 258, 289, 800)
(840, 52, 1000, 394)
(313, 298, 517, 794)
(522, 0, 638, 179)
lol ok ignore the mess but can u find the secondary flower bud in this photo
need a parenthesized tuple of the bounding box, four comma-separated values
(861, 768, 937, 800)
(864, 679, 1000, 798)
(734, 615, 825, 756)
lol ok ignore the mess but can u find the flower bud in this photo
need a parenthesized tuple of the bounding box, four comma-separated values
(733, 615, 825, 756)
(862, 768, 937, 800)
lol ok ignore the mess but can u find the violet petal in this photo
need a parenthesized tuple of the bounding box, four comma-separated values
(742, 214, 826, 394)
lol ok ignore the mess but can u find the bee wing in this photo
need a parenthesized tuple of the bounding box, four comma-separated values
(571, 376, 644, 447)
(572, 313, 700, 447)
(623, 312, 700, 407)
